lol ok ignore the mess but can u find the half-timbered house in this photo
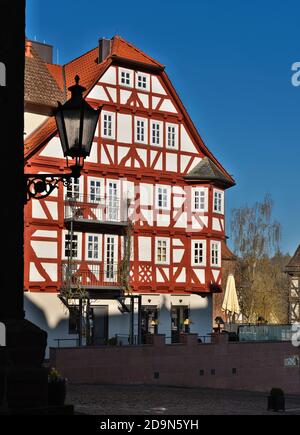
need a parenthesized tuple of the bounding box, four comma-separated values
(24, 36, 235, 350)
(285, 246, 300, 323)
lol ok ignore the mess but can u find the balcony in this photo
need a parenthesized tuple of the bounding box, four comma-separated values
(64, 194, 130, 235)
(61, 262, 124, 298)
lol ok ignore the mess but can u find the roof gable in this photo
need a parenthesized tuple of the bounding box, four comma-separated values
(285, 245, 300, 274)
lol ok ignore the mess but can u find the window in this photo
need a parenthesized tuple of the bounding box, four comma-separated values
(193, 188, 207, 212)
(89, 179, 102, 202)
(66, 179, 80, 200)
(120, 68, 133, 87)
(166, 124, 178, 149)
(121, 71, 130, 85)
(137, 73, 149, 90)
(156, 239, 170, 264)
(211, 241, 221, 267)
(102, 112, 115, 139)
(157, 186, 169, 209)
(87, 235, 100, 260)
(65, 234, 79, 259)
(214, 190, 224, 214)
(106, 236, 116, 280)
(135, 118, 148, 144)
(192, 241, 206, 266)
(151, 122, 161, 146)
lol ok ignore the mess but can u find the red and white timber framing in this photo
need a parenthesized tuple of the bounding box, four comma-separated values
(24, 60, 233, 297)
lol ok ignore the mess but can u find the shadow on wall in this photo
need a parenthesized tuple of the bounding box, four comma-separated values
(24, 294, 76, 359)
(24, 292, 214, 358)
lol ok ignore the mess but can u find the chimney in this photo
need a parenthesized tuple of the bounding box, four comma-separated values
(99, 38, 112, 63)
(25, 40, 33, 58)
(31, 40, 53, 64)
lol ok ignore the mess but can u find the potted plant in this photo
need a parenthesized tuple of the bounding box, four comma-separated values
(48, 368, 67, 407)
(267, 388, 285, 412)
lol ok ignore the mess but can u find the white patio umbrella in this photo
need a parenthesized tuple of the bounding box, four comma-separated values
(222, 274, 240, 322)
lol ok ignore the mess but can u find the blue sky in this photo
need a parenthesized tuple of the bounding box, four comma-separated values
(26, 0, 300, 255)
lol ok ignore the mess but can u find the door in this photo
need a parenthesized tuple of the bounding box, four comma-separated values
(141, 307, 158, 344)
(105, 236, 117, 282)
(92, 306, 109, 345)
(107, 181, 119, 221)
(171, 306, 189, 343)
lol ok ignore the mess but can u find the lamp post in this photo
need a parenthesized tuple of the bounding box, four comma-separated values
(25, 75, 101, 202)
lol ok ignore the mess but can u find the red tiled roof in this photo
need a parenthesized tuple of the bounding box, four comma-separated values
(26, 34, 163, 159)
(46, 63, 65, 91)
(25, 46, 65, 108)
(111, 36, 163, 68)
(222, 242, 237, 261)
(25, 52, 112, 159)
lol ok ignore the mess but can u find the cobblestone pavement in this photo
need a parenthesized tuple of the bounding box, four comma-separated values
(67, 385, 300, 416)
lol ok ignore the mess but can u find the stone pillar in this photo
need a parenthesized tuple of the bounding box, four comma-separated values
(0, 1, 48, 413)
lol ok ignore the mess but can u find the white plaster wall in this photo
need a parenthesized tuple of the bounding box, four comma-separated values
(151, 76, 167, 95)
(25, 293, 213, 357)
(24, 112, 48, 137)
(24, 293, 76, 358)
(117, 114, 132, 144)
(40, 137, 64, 159)
(99, 67, 117, 85)
(181, 126, 199, 154)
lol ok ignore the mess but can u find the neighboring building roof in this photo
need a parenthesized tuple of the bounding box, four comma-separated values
(222, 242, 237, 261)
(184, 157, 235, 188)
(25, 44, 66, 108)
(46, 63, 65, 91)
(285, 245, 300, 275)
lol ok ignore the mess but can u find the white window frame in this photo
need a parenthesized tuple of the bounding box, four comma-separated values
(135, 117, 148, 144)
(106, 179, 120, 222)
(64, 177, 84, 201)
(211, 241, 221, 268)
(86, 234, 102, 261)
(105, 235, 118, 281)
(88, 177, 103, 203)
(166, 123, 179, 149)
(136, 72, 150, 91)
(119, 68, 134, 88)
(151, 120, 163, 147)
(156, 185, 171, 210)
(101, 111, 116, 140)
(213, 189, 225, 215)
(192, 188, 208, 213)
(192, 240, 207, 267)
(155, 238, 170, 265)
(62, 231, 82, 261)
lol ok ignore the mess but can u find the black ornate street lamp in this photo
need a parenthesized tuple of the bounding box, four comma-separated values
(25, 75, 101, 202)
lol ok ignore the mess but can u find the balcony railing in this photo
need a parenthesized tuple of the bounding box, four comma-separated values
(61, 262, 122, 289)
(64, 194, 129, 224)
